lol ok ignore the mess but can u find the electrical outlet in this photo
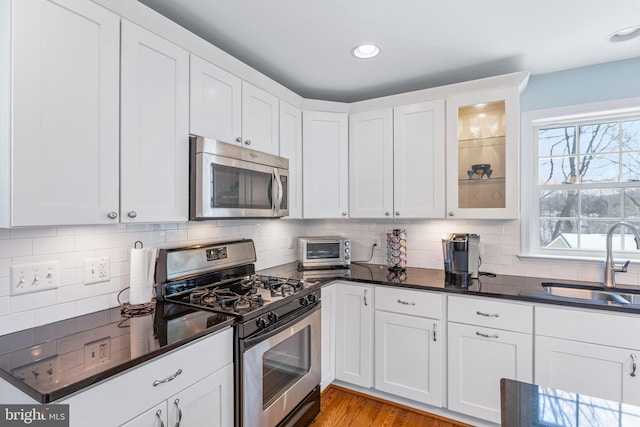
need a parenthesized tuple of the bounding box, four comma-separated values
(10, 261, 59, 295)
(84, 257, 110, 285)
(84, 337, 111, 369)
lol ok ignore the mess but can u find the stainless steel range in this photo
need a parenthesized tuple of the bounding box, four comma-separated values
(155, 240, 321, 427)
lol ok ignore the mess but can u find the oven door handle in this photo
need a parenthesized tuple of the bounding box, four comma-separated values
(242, 303, 320, 350)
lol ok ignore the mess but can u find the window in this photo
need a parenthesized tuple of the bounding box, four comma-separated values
(521, 99, 640, 259)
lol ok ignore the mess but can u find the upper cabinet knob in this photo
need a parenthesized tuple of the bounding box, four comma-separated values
(395, 211, 400, 216)
(449, 211, 455, 217)
(385, 212, 391, 216)
(244, 140, 251, 146)
(107, 212, 118, 219)
(236, 137, 242, 143)
(341, 212, 347, 216)
(128, 211, 137, 218)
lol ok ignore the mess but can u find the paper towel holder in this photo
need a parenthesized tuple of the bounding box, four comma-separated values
(134, 240, 143, 249)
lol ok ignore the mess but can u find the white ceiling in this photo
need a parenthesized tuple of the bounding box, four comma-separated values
(138, 0, 640, 103)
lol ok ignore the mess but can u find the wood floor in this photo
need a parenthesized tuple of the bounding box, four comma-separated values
(313, 385, 473, 427)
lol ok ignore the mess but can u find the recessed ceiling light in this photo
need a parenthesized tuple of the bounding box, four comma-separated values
(608, 25, 640, 42)
(353, 44, 380, 59)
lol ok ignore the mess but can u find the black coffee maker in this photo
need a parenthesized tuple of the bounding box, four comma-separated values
(442, 233, 480, 286)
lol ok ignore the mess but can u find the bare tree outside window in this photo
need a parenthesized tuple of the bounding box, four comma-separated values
(537, 118, 640, 251)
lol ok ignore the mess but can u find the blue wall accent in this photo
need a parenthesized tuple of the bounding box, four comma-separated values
(521, 57, 640, 111)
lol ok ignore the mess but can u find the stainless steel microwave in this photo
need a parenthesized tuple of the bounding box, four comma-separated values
(190, 136, 289, 219)
(298, 237, 351, 268)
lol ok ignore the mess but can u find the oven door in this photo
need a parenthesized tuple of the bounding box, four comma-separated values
(242, 305, 321, 427)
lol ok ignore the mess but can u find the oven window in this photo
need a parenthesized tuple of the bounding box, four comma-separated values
(211, 164, 272, 209)
(263, 325, 311, 409)
(307, 242, 340, 259)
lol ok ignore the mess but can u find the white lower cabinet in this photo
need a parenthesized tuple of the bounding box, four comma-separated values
(374, 311, 442, 406)
(334, 282, 373, 388)
(447, 296, 533, 424)
(374, 286, 443, 406)
(121, 364, 234, 427)
(535, 305, 640, 406)
(60, 328, 233, 427)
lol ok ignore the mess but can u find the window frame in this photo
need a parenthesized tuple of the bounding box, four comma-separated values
(520, 97, 640, 260)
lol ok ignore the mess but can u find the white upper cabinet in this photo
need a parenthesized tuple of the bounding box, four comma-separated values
(190, 55, 279, 155)
(302, 111, 349, 218)
(445, 87, 520, 219)
(349, 101, 445, 219)
(189, 54, 242, 145)
(10, 0, 120, 226)
(279, 101, 303, 218)
(394, 100, 446, 218)
(349, 109, 394, 218)
(241, 82, 279, 155)
(120, 20, 189, 223)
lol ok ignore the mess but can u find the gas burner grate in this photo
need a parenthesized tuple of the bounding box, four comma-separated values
(189, 286, 265, 313)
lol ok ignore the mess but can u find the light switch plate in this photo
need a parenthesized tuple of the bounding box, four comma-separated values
(10, 261, 59, 295)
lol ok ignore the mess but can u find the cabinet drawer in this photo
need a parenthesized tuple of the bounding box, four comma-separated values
(375, 286, 443, 319)
(536, 305, 640, 349)
(60, 327, 233, 426)
(448, 295, 532, 333)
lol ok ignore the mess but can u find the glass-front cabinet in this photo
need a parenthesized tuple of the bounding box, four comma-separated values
(446, 87, 521, 219)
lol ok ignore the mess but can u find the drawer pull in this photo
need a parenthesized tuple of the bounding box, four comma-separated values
(155, 410, 165, 427)
(632, 354, 637, 377)
(174, 398, 183, 427)
(397, 299, 416, 306)
(476, 310, 500, 318)
(476, 331, 499, 339)
(153, 369, 183, 386)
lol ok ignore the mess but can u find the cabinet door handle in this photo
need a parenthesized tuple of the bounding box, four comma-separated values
(128, 211, 137, 218)
(476, 331, 499, 339)
(155, 410, 165, 427)
(476, 310, 500, 318)
(173, 398, 182, 427)
(153, 369, 183, 386)
(364, 289, 368, 306)
(433, 323, 438, 342)
(107, 211, 118, 219)
(397, 299, 416, 306)
(632, 354, 637, 377)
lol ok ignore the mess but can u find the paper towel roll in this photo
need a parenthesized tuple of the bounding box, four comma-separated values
(129, 247, 154, 304)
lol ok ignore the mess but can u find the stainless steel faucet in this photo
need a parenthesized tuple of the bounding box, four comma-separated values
(604, 221, 640, 288)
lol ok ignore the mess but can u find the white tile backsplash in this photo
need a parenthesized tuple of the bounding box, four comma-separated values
(0, 217, 634, 335)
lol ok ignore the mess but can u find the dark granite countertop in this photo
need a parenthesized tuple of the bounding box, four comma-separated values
(258, 262, 640, 315)
(0, 303, 235, 403)
(501, 378, 640, 426)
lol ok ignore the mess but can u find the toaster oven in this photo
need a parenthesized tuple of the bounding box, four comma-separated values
(298, 236, 351, 269)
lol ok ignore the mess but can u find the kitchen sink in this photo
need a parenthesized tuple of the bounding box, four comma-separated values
(541, 282, 635, 304)
(519, 282, 640, 306)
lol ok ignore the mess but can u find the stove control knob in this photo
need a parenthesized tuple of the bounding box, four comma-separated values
(256, 316, 268, 329)
(306, 293, 317, 304)
(268, 312, 279, 323)
(300, 296, 309, 306)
